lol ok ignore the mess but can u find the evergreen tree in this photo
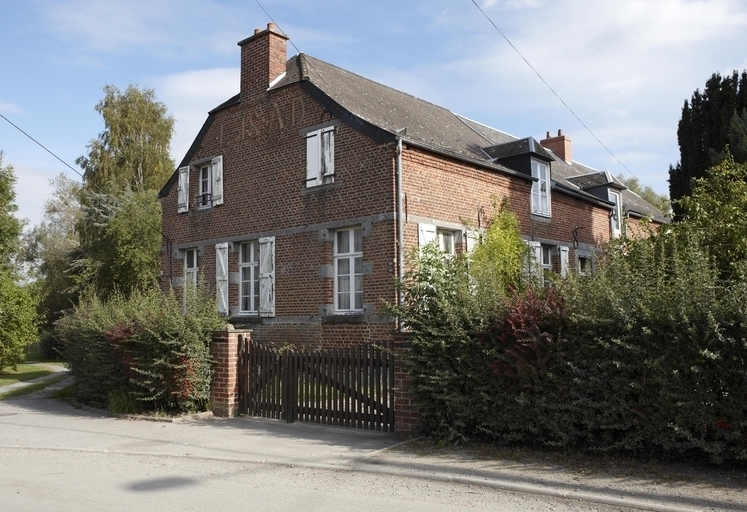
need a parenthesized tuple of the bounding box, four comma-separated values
(669, 71, 747, 216)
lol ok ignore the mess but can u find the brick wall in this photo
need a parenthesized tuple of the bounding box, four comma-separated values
(210, 329, 251, 417)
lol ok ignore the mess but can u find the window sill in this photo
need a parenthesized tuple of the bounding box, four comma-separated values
(302, 181, 341, 195)
(229, 315, 262, 325)
(321, 314, 366, 324)
(530, 212, 552, 222)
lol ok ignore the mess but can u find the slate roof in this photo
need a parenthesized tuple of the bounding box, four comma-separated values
(162, 51, 668, 223)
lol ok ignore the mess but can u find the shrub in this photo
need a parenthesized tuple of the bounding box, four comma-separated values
(398, 215, 747, 463)
(58, 287, 224, 413)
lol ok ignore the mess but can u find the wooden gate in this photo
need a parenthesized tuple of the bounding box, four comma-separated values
(238, 339, 395, 431)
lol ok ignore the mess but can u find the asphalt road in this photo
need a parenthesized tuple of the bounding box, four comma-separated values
(0, 377, 723, 511)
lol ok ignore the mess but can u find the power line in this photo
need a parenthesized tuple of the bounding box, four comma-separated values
(0, 112, 173, 244)
(468, 0, 637, 180)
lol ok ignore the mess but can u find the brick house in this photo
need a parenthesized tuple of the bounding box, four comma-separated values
(158, 23, 666, 349)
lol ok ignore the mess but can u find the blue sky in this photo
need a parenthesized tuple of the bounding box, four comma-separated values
(2, 0, 747, 229)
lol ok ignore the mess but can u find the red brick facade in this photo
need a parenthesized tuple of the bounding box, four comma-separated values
(160, 26, 657, 351)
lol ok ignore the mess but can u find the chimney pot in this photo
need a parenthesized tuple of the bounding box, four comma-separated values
(558, 129, 563, 136)
(546, 131, 550, 138)
(254, 28, 261, 34)
(268, 22, 276, 31)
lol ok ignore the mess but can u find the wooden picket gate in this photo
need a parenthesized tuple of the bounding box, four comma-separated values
(237, 339, 395, 431)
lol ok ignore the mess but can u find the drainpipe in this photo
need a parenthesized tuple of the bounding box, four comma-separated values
(396, 137, 404, 329)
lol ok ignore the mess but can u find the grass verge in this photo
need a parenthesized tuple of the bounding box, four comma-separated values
(0, 374, 69, 401)
(0, 364, 55, 387)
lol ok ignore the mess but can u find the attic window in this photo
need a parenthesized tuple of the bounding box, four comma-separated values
(531, 159, 551, 217)
(609, 189, 622, 237)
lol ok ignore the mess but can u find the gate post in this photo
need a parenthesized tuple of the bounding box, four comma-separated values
(210, 328, 252, 417)
(393, 333, 422, 434)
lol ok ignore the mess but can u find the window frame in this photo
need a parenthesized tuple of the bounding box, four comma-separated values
(184, 248, 198, 288)
(437, 228, 457, 256)
(198, 164, 212, 208)
(609, 189, 623, 237)
(239, 241, 260, 315)
(334, 227, 363, 313)
(531, 158, 551, 217)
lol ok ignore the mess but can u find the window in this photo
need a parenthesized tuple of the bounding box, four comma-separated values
(184, 248, 198, 287)
(609, 190, 622, 237)
(540, 244, 553, 270)
(334, 227, 363, 312)
(306, 126, 335, 187)
(239, 241, 260, 314)
(198, 164, 211, 207)
(578, 256, 591, 276)
(437, 229, 456, 256)
(531, 159, 551, 216)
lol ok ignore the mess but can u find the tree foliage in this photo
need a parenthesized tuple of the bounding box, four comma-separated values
(76, 189, 162, 299)
(0, 153, 37, 371)
(76, 84, 175, 194)
(0, 152, 23, 269)
(677, 151, 747, 279)
(669, 70, 747, 215)
(73, 84, 173, 300)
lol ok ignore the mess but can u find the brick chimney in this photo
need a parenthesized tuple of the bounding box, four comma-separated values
(540, 129, 572, 163)
(237, 23, 289, 102)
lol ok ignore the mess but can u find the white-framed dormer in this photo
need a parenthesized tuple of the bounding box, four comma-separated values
(531, 158, 551, 217)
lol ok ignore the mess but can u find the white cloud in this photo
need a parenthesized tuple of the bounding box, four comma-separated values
(0, 102, 24, 115)
(15, 166, 57, 229)
(156, 68, 239, 163)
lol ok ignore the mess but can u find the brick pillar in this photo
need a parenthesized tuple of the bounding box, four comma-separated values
(393, 333, 422, 433)
(210, 329, 252, 417)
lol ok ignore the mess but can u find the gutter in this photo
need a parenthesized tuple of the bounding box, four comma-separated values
(396, 137, 404, 329)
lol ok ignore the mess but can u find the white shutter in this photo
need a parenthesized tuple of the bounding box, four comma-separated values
(464, 230, 480, 254)
(321, 127, 334, 177)
(559, 246, 569, 278)
(418, 223, 437, 247)
(177, 166, 189, 213)
(523, 240, 542, 286)
(306, 131, 321, 187)
(211, 156, 223, 206)
(259, 236, 275, 317)
(215, 242, 229, 315)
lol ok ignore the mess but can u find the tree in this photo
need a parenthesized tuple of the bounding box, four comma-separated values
(25, 175, 82, 354)
(0, 152, 23, 269)
(615, 174, 671, 216)
(669, 71, 747, 215)
(77, 189, 162, 299)
(74, 84, 173, 299)
(677, 151, 747, 280)
(0, 153, 37, 370)
(76, 84, 175, 194)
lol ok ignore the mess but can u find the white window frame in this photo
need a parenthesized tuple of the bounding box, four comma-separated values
(437, 229, 457, 256)
(184, 248, 198, 288)
(609, 189, 622, 237)
(239, 241, 260, 315)
(531, 159, 551, 217)
(306, 126, 335, 187)
(198, 164, 212, 208)
(334, 227, 363, 313)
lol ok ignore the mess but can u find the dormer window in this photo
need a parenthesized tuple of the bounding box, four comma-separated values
(531, 159, 551, 217)
(609, 189, 622, 237)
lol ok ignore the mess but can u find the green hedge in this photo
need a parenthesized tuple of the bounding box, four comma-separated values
(396, 221, 747, 463)
(58, 287, 224, 413)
